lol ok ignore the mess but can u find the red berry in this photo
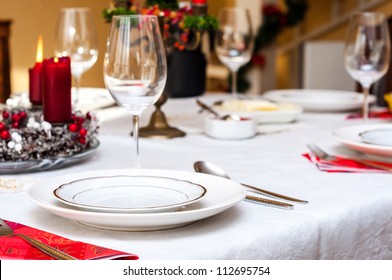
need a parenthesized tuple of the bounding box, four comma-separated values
(79, 128, 87, 136)
(0, 122, 5, 131)
(86, 112, 91, 120)
(12, 122, 19, 129)
(0, 130, 10, 140)
(2, 111, 9, 119)
(11, 114, 20, 123)
(78, 136, 86, 145)
(77, 117, 84, 124)
(68, 123, 79, 132)
(19, 111, 27, 119)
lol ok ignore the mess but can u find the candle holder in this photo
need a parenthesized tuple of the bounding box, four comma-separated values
(139, 93, 185, 139)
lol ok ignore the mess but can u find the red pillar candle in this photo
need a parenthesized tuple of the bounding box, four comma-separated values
(192, 0, 207, 4)
(29, 35, 43, 105)
(42, 56, 72, 123)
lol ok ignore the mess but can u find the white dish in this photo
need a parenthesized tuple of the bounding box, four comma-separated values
(28, 169, 246, 231)
(54, 175, 206, 213)
(263, 89, 376, 112)
(76, 87, 115, 112)
(333, 123, 392, 157)
(204, 116, 256, 140)
(359, 129, 392, 146)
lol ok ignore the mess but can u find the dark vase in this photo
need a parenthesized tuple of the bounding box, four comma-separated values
(165, 47, 206, 98)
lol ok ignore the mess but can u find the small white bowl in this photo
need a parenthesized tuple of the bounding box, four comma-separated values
(204, 116, 257, 140)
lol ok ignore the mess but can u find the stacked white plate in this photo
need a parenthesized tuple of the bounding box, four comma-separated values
(333, 123, 392, 158)
(28, 169, 246, 231)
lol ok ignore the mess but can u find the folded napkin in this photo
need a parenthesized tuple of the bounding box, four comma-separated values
(0, 220, 138, 260)
(346, 109, 392, 120)
(303, 153, 392, 173)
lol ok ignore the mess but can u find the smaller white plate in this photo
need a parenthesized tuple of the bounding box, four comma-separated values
(263, 89, 376, 112)
(54, 175, 206, 213)
(359, 129, 392, 146)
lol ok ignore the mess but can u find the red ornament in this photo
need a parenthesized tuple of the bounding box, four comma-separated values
(19, 111, 27, 119)
(11, 114, 20, 123)
(12, 122, 19, 129)
(78, 136, 86, 145)
(0, 122, 5, 131)
(79, 128, 87, 137)
(2, 111, 9, 119)
(0, 130, 10, 140)
(68, 123, 79, 132)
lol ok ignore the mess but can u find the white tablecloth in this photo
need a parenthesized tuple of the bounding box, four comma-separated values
(1, 94, 392, 260)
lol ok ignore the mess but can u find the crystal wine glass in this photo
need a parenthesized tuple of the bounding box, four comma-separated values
(104, 15, 167, 168)
(55, 8, 99, 106)
(344, 12, 390, 121)
(215, 7, 254, 99)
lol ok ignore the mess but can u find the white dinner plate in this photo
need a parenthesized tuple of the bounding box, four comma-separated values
(263, 89, 376, 112)
(359, 129, 392, 146)
(53, 175, 206, 213)
(333, 123, 392, 157)
(76, 88, 115, 112)
(28, 169, 246, 231)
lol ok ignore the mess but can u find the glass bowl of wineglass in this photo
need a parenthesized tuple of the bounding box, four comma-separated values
(344, 12, 391, 121)
(104, 15, 167, 168)
(55, 7, 99, 106)
(215, 7, 254, 99)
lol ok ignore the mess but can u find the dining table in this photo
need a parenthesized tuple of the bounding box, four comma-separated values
(1, 91, 392, 260)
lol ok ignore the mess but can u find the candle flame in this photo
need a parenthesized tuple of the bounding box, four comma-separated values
(54, 57, 59, 63)
(36, 35, 43, 63)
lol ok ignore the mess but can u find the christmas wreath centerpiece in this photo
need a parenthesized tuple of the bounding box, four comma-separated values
(0, 100, 99, 162)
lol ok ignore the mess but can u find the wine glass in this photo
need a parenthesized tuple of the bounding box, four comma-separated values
(54, 8, 99, 106)
(344, 12, 390, 121)
(104, 15, 167, 168)
(215, 7, 254, 99)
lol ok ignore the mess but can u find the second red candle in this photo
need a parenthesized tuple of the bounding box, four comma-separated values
(42, 56, 72, 123)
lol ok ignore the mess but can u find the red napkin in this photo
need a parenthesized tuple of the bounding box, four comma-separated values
(303, 153, 392, 173)
(0, 220, 138, 260)
(346, 109, 392, 120)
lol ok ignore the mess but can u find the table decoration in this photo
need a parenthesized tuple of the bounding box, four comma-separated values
(0, 219, 138, 260)
(42, 56, 72, 123)
(0, 104, 99, 173)
(28, 35, 44, 107)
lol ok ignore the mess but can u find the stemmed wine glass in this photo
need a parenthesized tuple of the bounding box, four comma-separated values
(215, 7, 254, 99)
(104, 15, 167, 168)
(344, 12, 390, 121)
(55, 8, 99, 106)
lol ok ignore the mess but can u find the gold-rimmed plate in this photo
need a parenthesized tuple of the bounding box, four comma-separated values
(53, 175, 206, 213)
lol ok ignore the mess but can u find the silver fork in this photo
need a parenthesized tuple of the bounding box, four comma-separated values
(306, 143, 392, 172)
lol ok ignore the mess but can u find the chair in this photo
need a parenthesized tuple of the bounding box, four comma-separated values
(0, 20, 12, 103)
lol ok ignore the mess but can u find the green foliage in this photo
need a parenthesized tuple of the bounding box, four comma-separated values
(102, 7, 135, 23)
(183, 15, 218, 31)
(146, 0, 179, 9)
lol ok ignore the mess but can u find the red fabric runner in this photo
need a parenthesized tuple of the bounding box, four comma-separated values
(0, 220, 138, 260)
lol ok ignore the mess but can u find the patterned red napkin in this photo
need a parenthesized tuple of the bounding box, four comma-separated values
(346, 109, 392, 120)
(0, 220, 138, 260)
(303, 153, 392, 173)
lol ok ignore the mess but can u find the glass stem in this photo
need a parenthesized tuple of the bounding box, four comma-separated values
(231, 70, 238, 99)
(131, 114, 141, 168)
(362, 86, 370, 122)
(73, 75, 82, 107)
